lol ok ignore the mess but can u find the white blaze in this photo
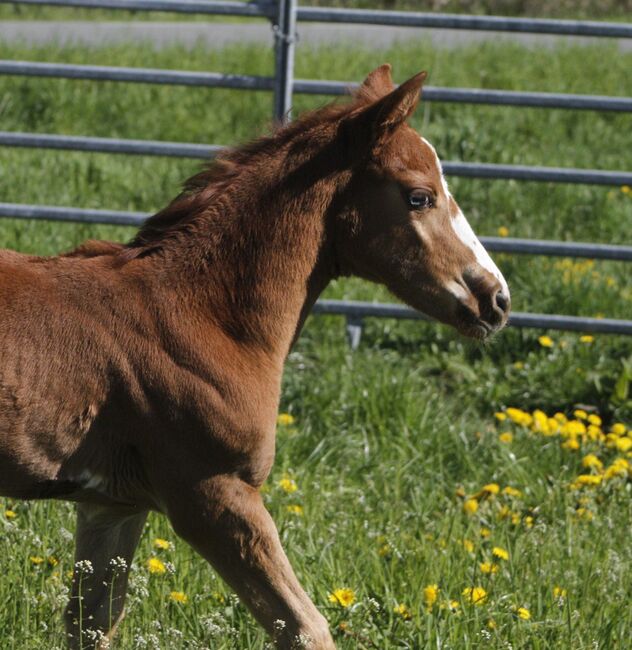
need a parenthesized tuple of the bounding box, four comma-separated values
(420, 137, 509, 298)
(451, 210, 510, 297)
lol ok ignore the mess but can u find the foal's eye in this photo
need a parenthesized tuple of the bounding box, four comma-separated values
(408, 190, 433, 210)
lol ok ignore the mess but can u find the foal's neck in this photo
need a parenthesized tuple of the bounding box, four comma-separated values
(153, 136, 344, 359)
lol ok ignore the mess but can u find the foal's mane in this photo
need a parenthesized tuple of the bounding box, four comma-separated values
(123, 83, 382, 259)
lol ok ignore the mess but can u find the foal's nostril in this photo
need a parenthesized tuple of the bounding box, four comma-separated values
(495, 291, 510, 314)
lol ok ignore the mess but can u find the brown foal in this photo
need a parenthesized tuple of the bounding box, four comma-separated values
(0, 65, 509, 649)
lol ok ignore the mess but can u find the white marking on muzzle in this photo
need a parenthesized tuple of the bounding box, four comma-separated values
(451, 210, 510, 297)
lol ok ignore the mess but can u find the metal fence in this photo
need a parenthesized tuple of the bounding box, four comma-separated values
(1, 0, 631, 342)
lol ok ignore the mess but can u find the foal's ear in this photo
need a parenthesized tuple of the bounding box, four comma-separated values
(358, 63, 396, 100)
(354, 70, 427, 153)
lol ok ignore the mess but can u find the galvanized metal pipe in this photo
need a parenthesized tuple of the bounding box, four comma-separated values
(313, 300, 632, 335)
(0, 60, 276, 90)
(9, 0, 277, 18)
(0, 131, 222, 158)
(272, 0, 297, 122)
(0, 201, 630, 261)
(0, 202, 146, 226)
(3, 62, 631, 113)
(296, 7, 632, 39)
(442, 162, 632, 186)
(294, 79, 632, 112)
(2, 131, 630, 187)
(9, 1, 632, 38)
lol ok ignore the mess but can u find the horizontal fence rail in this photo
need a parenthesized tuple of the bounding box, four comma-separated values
(0, 61, 275, 90)
(313, 300, 632, 336)
(3, 131, 631, 187)
(0, 202, 146, 226)
(297, 7, 632, 38)
(11, 0, 632, 38)
(4, 62, 632, 113)
(1, 201, 631, 262)
(295, 80, 632, 112)
(10, 0, 277, 18)
(0, 131, 222, 158)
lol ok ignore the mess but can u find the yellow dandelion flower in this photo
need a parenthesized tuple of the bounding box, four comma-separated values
(487, 619, 497, 630)
(47, 556, 59, 567)
(615, 437, 632, 453)
(492, 547, 509, 561)
(575, 507, 593, 521)
(502, 486, 522, 498)
(378, 543, 392, 557)
(212, 591, 226, 604)
(29, 556, 45, 566)
(510, 512, 521, 526)
(621, 185, 631, 194)
(147, 557, 167, 575)
(604, 458, 630, 480)
(494, 412, 507, 421)
(277, 413, 295, 426)
(497, 226, 509, 237)
(462, 539, 474, 553)
(169, 590, 188, 603)
(554, 412, 567, 424)
(574, 474, 603, 487)
(480, 562, 499, 574)
(394, 603, 411, 619)
(532, 409, 550, 434)
(610, 423, 627, 436)
(286, 504, 304, 515)
(524, 515, 534, 528)
(538, 335, 553, 348)
(515, 607, 531, 620)
(561, 438, 580, 451)
(513, 361, 524, 370)
(423, 584, 439, 610)
(563, 420, 586, 436)
(154, 538, 171, 550)
(553, 586, 567, 599)
(498, 504, 511, 520)
(278, 475, 298, 493)
(480, 527, 492, 539)
(498, 432, 513, 444)
(328, 588, 355, 608)
(481, 483, 500, 496)
(573, 409, 588, 420)
(462, 586, 487, 605)
(579, 335, 594, 344)
(463, 498, 478, 515)
(581, 454, 603, 470)
(4, 509, 16, 519)
(506, 408, 532, 427)
(587, 414, 601, 426)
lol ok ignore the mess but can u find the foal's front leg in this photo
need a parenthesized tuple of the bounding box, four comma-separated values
(65, 502, 148, 649)
(165, 475, 336, 649)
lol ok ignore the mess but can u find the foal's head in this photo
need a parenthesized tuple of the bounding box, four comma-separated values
(334, 65, 510, 339)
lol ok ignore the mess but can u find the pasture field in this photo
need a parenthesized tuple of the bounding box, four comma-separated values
(1, 37, 631, 649)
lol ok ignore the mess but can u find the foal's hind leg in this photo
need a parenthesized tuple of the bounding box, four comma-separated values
(165, 475, 336, 650)
(65, 503, 148, 650)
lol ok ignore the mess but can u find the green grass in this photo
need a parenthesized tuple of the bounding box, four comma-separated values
(1, 38, 631, 649)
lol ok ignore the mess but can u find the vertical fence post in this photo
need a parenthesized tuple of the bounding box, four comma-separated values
(346, 316, 364, 350)
(273, 0, 298, 123)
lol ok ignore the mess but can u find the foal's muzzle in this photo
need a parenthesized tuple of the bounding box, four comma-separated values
(457, 270, 511, 338)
